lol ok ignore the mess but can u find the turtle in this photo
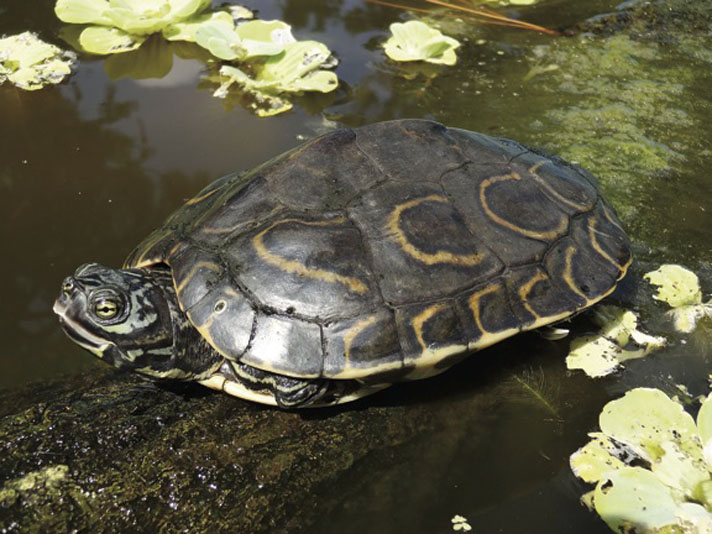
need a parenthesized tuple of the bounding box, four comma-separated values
(54, 119, 631, 408)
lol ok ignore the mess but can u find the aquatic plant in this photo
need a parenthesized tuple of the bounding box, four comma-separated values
(193, 19, 292, 61)
(0, 32, 76, 90)
(571, 387, 712, 533)
(54, 0, 212, 53)
(565, 305, 665, 378)
(645, 264, 712, 333)
(211, 39, 338, 117)
(383, 20, 460, 65)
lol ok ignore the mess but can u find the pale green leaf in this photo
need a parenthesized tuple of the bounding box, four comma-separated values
(235, 20, 294, 45)
(570, 432, 626, 484)
(593, 305, 638, 346)
(599, 388, 702, 465)
(194, 19, 242, 60)
(234, 20, 294, 58)
(55, 0, 112, 25)
(698, 394, 712, 447)
(0, 32, 76, 90)
(383, 20, 460, 65)
(594, 467, 680, 532)
(669, 304, 711, 334)
(566, 306, 666, 378)
(566, 335, 623, 378)
(644, 264, 703, 308)
(211, 39, 337, 117)
(78, 26, 145, 54)
(257, 40, 335, 90)
(162, 11, 233, 42)
(653, 440, 710, 497)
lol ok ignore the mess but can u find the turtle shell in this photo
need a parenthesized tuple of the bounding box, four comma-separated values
(126, 119, 631, 382)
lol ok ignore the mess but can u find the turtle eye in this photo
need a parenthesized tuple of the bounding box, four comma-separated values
(92, 295, 122, 321)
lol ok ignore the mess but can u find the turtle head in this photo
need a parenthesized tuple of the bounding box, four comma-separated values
(53, 263, 178, 374)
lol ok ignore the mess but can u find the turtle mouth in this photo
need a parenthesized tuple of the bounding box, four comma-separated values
(53, 299, 112, 354)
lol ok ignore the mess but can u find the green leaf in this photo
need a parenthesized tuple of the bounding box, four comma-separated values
(162, 11, 234, 42)
(644, 264, 703, 308)
(0, 32, 76, 90)
(194, 19, 242, 60)
(78, 26, 145, 54)
(570, 432, 626, 484)
(594, 467, 679, 532)
(57, 0, 211, 39)
(257, 41, 337, 92)
(383, 20, 460, 65)
(600, 388, 701, 463)
(566, 305, 666, 378)
(55, 0, 112, 25)
(234, 20, 294, 58)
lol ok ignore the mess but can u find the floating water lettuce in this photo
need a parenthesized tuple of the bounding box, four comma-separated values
(194, 19, 293, 61)
(212, 40, 338, 116)
(644, 264, 712, 333)
(566, 305, 666, 378)
(55, 0, 212, 54)
(570, 388, 712, 533)
(0, 32, 76, 90)
(383, 20, 460, 66)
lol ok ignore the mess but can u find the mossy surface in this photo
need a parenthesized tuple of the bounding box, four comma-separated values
(523, 0, 712, 258)
(0, 373, 438, 533)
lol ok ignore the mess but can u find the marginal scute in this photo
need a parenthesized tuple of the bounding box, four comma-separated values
(240, 314, 323, 378)
(455, 279, 521, 345)
(169, 246, 224, 311)
(323, 309, 403, 379)
(395, 300, 468, 370)
(578, 202, 632, 275)
(186, 283, 254, 360)
(506, 264, 584, 325)
(562, 208, 631, 295)
(124, 226, 176, 269)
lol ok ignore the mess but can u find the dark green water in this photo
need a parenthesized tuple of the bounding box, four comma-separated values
(1, 0, 711, 532)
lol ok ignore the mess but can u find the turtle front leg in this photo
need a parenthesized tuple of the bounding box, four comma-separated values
(202, 360, 339, 408)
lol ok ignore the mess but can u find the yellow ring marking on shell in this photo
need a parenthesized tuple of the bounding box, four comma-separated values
(479, 173, 569, 240)
(128, 227, 172, 267)
(467, 283, 501, 335)
(527, 161, 593, 212)
(588, 217, 625, 271)
(519, 270, 549, 320)
(168, 241, 183, 258)
(601, 202, 625, 231)
(200, 206, 284, 236)
(343, 315, 379, 366)
(385, 194, 483, 266)
(175, 261, 221, 296)
(253, 217, 369, 294)
(185, 184, 222, 206)
(412, 302, 448, 352)
(563, 246, 592, 303)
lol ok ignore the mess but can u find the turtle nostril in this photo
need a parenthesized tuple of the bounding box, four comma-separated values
(62, 278, 75, 296)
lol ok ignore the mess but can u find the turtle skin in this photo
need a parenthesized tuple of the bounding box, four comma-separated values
(125, 119, 631, 388)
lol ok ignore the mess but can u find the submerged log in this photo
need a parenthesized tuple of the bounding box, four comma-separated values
(0, 368, 493, 533)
